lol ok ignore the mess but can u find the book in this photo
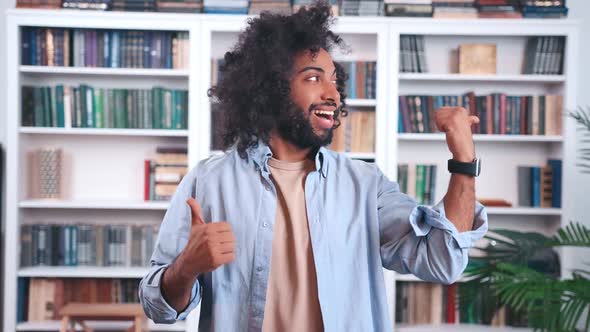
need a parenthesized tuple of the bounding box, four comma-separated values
(459, 44, 497, 74)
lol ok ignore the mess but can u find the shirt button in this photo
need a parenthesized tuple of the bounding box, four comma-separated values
(256, 266, 264, 272)
(263, 222, 268, 228)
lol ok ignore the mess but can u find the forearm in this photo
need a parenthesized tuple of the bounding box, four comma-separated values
(161, 253, 199, 312)
(443, 173, 475, 232)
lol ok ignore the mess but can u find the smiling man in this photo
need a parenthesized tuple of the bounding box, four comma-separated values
(139, 2, 488, 331)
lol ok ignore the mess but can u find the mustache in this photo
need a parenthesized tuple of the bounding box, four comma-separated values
(308, 102, 340, 115)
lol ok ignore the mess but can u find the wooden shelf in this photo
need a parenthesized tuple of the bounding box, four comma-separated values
(16, 320, 186, 332)
(18, 266, 148, 278)
(399, 73, 565, 83)
(19, 200, 169, 210)
(398, 133, 563, 143)
(20, 65, 189, 77)
(20, 127, 189, 137)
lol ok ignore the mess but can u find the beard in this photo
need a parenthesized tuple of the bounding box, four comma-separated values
(276, 101, 340, 150)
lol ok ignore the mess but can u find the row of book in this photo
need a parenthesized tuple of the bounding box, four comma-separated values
(397, 164, 437, 205)
(22, 85, 189, 130)
(399, 35, 427, 73)
(384, 0, 567, 18)
(20, 224, 158, 267)
(395, 281, 528, 326)
(340, 61, 377, 99)
(145, 146, 188, 201)
(330, 109, 376, 153)
(523, 36, 565, 75)
(21, 27, 189, 69)
(18, 278, 140, 322)
(518, 159, 562, 208)
(16, 0, 569, 18)
(398, 94, 563, 136)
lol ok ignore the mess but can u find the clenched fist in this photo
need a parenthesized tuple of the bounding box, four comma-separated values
(435, 107, 479, 162)
(178, 198, 236, 277)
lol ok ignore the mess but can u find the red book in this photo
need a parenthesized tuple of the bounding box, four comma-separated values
(144, 159, 151, 201)
(446, 283, 457, 323)
(500, 94, 507, 135)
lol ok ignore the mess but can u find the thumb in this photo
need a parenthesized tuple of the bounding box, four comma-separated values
(186, 197, 205, 226)
(469, 115, 480, 125)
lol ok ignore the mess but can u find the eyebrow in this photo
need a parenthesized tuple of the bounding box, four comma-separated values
(297, 66, 337, 76)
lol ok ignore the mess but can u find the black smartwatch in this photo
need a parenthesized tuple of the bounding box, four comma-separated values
(448, 158, 481, 177)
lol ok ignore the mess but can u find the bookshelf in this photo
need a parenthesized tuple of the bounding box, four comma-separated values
(3, 9, 579, 332)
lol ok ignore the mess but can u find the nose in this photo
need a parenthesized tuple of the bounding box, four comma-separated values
(321, 80, 340, 106)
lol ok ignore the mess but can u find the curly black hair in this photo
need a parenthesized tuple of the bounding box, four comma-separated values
(208, 1, 349, 159)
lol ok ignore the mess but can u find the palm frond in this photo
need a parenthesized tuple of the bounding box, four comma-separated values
(550, 222, 590, 247)
(570, 108, 590, 173)
(489, 263, 590, 332)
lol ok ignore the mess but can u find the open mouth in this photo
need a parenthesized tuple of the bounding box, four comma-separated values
(312, 109, 335, 129)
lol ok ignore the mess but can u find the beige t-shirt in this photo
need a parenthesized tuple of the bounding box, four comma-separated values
(261, 157, 324, 332)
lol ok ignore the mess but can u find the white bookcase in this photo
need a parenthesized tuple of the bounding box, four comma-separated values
(2, 9, 579, 332)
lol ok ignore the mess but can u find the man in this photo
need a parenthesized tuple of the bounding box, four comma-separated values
(139, 2, 488, 331)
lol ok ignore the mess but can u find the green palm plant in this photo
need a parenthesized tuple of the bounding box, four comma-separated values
(461, 108, 590, 331)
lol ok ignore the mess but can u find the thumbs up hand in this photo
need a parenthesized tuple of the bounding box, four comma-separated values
(178, 198, 236, 277)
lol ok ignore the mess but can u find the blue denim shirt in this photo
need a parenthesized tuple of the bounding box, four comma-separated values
(139, 142, 488, 332)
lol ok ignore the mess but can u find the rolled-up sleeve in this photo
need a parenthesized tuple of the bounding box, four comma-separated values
(139, 165, 202, 323)
(377, 169, 488, 284)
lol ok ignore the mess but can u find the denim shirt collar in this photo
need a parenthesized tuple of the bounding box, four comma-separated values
(247, 141, 329, 178)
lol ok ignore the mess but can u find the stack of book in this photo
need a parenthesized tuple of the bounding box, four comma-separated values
(523, 36, 565, 75)
(156, 0, 203, 12)
(476, 0, 522, 18)
(395, 281, 529, 326)
(330, 109, 376, 154)
(16, 0, 62, 8)
(20, 223, 158, 267)
(399, 35, 428, 73)
(397, 164, 437, 205)
(518, 159, 562, 208)
(249, 0, 292, 14)
(293, 0, 339, 15)
(112, 0, 156, 11)
(520, 0, 568, 18)
(340, 0, 384, 16)
(398, 93, 563, 136)
(18, 278, 140, 323)
(384, 0, 433, 17)
(203, 0, 249, 14)
(432, 0, 477, 18)
(62, 0, 112, 10)
(340, 61, 378, 99)
(144, 147, 188, 201)
(21, 85, 189, 130)
(21, 27, 189, 69)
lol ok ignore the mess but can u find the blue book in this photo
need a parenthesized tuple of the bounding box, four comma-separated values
(531, 166, 541, 207)
(548, 159, 562, 208)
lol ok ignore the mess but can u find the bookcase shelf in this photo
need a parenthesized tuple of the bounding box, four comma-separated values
(346, 98, 378, 107)
(398, 73, 566, 83)
(19, 127, 189, 137)
(20, 65, 190, 77)
(18, 266, 148, 278)
(16, 320, 186, 332)
(19, 200, 169, 210)
(486, 207, 562, 216)
(4, 9, 580, 332)
(397, 133, 564, 143)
